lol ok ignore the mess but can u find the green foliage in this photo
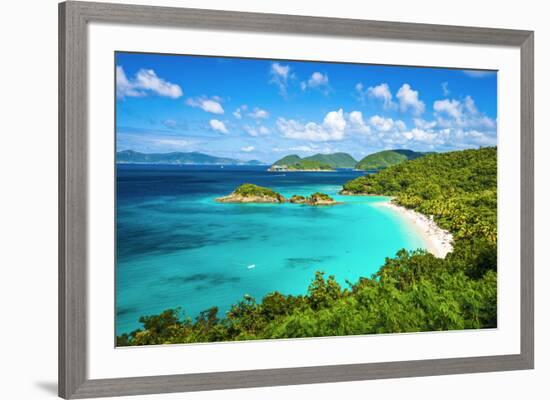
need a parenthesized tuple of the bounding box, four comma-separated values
(305, 153, 358, 168)
(355, 149, 427, 171)
(272, 152, 357, 169)
(288, 160, 333, 170)
(233, 183, 282, 199)
(289, 195, 306, 203)
(272, 154, 302, 166)
(117, 248, 497, 345)
(343, 147, 497, 243)
(117, 147, 497, 346)
(307, 192, 333, 203)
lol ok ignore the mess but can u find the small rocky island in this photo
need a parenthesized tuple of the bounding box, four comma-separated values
(217, 184, 340, 206)
(305, 192, 340, 206)
(289, 195, 307, 204)
(216, 184, 286, 203)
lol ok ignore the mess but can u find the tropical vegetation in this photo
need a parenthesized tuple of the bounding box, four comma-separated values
(343, 147, 497, 243)
(355, 149, 427, 171)
(270, 152, 357, 170)
(233, 183, 281, 198)
(117, 147, 497, 346)
(216, 183, 286, 203)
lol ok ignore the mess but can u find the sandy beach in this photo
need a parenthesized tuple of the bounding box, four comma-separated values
(376, 200, 454, 258)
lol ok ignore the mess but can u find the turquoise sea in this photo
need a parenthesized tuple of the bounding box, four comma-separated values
(116, 165, 427, 335)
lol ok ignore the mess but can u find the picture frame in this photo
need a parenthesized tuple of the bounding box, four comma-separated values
(59, 1, 534, 398)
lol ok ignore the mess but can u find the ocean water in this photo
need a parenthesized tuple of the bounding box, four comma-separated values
(116, 165, 426, 335)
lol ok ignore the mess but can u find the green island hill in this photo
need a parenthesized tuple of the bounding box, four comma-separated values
(215, 184, 286, 203)
(118, 147, 497, 346)
(268, 152, 357, 171)
(355, 149, 427, 171)
(305, 192, 340, 206)
(289, 195, 307, 204)
(216, 184, 339, 206)
(289, 192, 340, 206)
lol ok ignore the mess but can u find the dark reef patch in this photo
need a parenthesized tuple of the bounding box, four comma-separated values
(161, 273, 242, 289)
(116, 306, 138, 317)
(284, 256, 333, 270)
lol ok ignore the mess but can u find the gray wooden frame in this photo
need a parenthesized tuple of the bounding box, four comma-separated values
(59, 1, 534, 398)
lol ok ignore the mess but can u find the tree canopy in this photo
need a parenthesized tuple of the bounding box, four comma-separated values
(118, 147, 498, 346)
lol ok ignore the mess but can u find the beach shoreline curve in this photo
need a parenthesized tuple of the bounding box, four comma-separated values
(375, 200, 454, 258)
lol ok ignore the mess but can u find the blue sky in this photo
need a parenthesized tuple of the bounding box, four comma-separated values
(116, 52, 497, 163)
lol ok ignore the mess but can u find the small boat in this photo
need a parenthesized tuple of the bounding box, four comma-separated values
(247, 264, 256, 269)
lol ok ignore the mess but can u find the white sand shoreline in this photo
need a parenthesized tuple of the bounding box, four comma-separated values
(375, 200, 454, 258)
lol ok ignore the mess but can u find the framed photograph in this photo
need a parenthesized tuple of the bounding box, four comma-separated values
(59, 1, 534, 398)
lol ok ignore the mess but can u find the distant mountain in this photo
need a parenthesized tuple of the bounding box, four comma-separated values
(116, 150, 266, 165)
(355, 149, 428, 171)
(303, 153, 357, 168)
(271, 152, 357, 169)
(272, 154, 302, 166)
(245, 160, 266, 166)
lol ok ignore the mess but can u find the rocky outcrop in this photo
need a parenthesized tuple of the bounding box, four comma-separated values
(216, 184, 286, 203)
(305, 192, 340, 206)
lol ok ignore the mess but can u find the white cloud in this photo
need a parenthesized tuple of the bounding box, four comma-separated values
(434, 99, 462, 119)
(454, 129, 496, 146)
(414, 118, 437, 130)
(271, 62, 289, 79)
(402, 128, 439, 144)
(272, 96, 495, 151)
(201, 100, 224, 114)
(354, 83, 368, 103)
(134, 69, 183, 98)
(464, 96, 477, 114)
(209, 119, 228, 134)
(287, 144, 339, 154)
(395, 120, 407, 131)
(270, 62, 291, 96)
(289, 145, 317, 152)
(162, 119, 178, 129)
(391, 94, 497, 149)
(233, 105, 247, 119)
(154, 139, 191, 149)
(433, 95, 496, 130)
(116, 66, 143, 98)
(442, 82, 450, 96)
(301, 72, 330, 92)
(368, 115, 407, 132)
(347, 111, 371, 134)
(272, 144, 336, 154)
(241, 146, 255, 152)
(277, 109, 346, 142)
(243, 125, 270, 136)
(187, 97, 224, 114)
(463, 70, 496, 78)
(248, 107, 269, 119)
(396, 83, 425, 115)
(116, 66, 183, 99)
(309, 72, 329, 87)
(367, 83, 396, 109)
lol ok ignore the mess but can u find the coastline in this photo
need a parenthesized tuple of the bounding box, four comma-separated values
(375, 200, 454, 258)
(268, 169, 336, 172)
